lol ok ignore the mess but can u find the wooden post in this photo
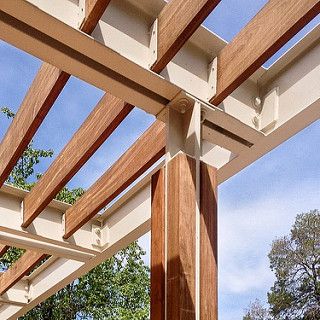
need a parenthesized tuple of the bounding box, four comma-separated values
(200, 161, 218, 319)
(151, 168, 165, 320)
(151, 154, 217, 319)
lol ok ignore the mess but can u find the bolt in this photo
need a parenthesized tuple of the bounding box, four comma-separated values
(253, 96, 262, 110)
(252, 115, 259, 127)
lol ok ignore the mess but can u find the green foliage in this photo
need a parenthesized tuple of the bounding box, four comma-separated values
(0, 108, 150, 319)
(22, 243, 150, 320)
(268, 209, 320, 320)
(244, 210, 320, 320)
(0, 247, 25, 271)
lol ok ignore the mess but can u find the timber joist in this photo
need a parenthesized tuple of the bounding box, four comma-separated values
(0, 0, 319, 318)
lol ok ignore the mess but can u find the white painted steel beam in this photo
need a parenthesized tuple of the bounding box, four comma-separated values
(0, 0, 265, 146)
(0, 184, 100, 261)
(0, 1, 318, 318)
(0, 281, 28, 307)
(217, 24, 320, 184)
(0, 0, 179, 116)
(1, 176, 152, 319)
(26, 0, 84, 29)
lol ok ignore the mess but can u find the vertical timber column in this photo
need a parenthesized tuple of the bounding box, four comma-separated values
(151, 104, 218, 319)
(200, 162, 218, 319)
(151, 168, 166, 320)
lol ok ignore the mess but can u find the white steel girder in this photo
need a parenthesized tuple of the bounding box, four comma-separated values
(0, 185, 100, 262)
(1, 0, 318, 174)
(0, 0, 263, 144)
(0, 0, 319, 318)
(0, 171, 153, 319)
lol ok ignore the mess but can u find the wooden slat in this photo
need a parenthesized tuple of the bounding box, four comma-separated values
(0, 245, 9, 258)
(152, 0, 221, 73)
(210, 0, 320, 105)
(0, 251, 46, 295)
(64, 120, 166, 238)
(200, 161, 218, 320)
(0, 65, 70, 187)
(0, 0, 111, 188)
(167, 153, 196, 319)
(22, 95, 133, 227)
(150, 168, 165, 320)
(81, 0, 112, 34)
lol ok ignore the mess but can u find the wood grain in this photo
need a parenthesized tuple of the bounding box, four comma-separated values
(0, 0, 111, 188)
(22, 95, 133, 227)
(152, 0, 221, 73)
(0, 64, 69, 188)
(211, 0, 320, 105)
(167, 153, 196, 319)
(82, 0, 112, 34)
(151, 168, 165, 320)
(0, 250, 46, 295)
(64, 120, 166, 238)
(200, 161, 218, 319)
(0, 245, 9, 258)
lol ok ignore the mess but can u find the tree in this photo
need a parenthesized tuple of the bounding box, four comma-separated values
(244, 210, 320, 320)
(268, 210, 320, 320)
(0, 107, 150, 319)
(243, 299, 270, 320)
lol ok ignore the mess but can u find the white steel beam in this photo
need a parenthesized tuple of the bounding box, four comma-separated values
(0, 281, 28, 307)
(0, 185, 100, 261)
(217, 24, 320, 184)
(0, 0, 266, 145)
(0, 174, 152, 319)
(0, 0, 179, 116)
(26, 0, 84, 29)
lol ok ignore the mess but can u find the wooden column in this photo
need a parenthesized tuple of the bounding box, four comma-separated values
(151, 154, 217, 320)
(200, 162, 218, 319)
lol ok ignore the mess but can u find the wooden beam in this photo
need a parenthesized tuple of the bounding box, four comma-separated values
(81, 0, 112, 34)
(0, 245, 9, 258)
(0, 0, 111, 188)
(167, 153, 196, 319)
(0, 65, 69, 188)
(200, 162, 217, 319)
(22, 95, 133, 227)
(150, 155, 218, 318)
(0, 251, 46, 295)
(15, 0, 221, 228)
(152, 0, 221, 73)
(63, 120, 166, 239)
(150, 168, 165, 320)
(210, 0, 320, 105)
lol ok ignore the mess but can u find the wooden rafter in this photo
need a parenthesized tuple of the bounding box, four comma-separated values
(0, 65, 70, 188)
(22, 95, 133, 227)
(63, 120, 166, 238)
(18, 0, 224, 228)
(0, 0, 112, 188)
(0, 0, 318, 317)
(152, 0, 221, 73)
(81, 0, 112, 34)
(210, 0, 320, 105)
(0, 251, 47, 295)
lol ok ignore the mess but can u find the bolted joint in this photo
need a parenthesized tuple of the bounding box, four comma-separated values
(91, 224, 105, 248)
(148, 19, 158, 68)
(168, 91, 194, 114)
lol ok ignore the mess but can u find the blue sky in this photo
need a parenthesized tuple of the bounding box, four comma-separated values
(0, 1, 319, 319)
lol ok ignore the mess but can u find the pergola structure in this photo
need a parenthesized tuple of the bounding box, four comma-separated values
(0, 0, 319, 318)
